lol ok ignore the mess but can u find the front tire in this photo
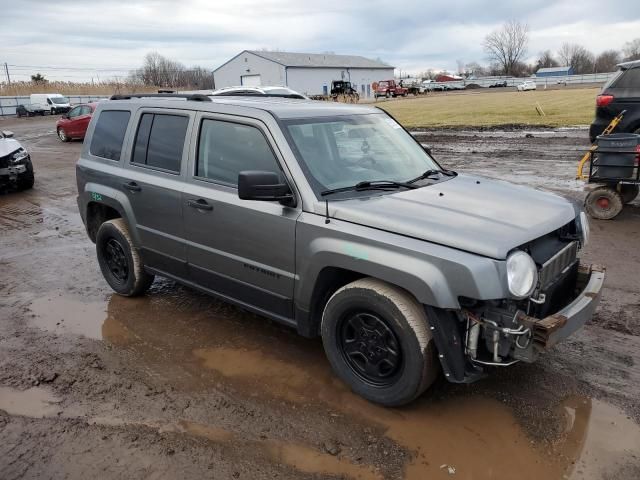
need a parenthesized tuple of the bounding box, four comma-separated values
(96, 219, 154, 296)
(57, 128, 70, 142)
(321, 278, 439, 406)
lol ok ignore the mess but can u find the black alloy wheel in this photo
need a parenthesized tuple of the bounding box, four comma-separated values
(338, 311, 403, 387)
(104, 238, 129, 285)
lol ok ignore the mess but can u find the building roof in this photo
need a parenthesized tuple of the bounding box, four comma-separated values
(536, 66, 572, 74)
(216, 50, 393, 71)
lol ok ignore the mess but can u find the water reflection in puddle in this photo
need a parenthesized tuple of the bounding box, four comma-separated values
(25, 288, 640, 479)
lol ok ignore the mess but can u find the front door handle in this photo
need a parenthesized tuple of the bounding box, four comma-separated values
(123, 181, 141, 192)
(187, 199, 213, 211)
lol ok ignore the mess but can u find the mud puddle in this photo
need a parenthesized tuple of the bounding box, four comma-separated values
(0, 386, 62, 417)
(29, 293, 107, 339)
(177, 420, 382, 480)
(22, 288, 640, 479)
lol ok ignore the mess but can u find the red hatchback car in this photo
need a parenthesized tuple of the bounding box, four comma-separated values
(56, 103, 97, 142)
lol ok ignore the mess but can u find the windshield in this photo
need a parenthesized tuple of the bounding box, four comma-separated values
(51, 96, 69, 104)
(283, 114, 441, 197)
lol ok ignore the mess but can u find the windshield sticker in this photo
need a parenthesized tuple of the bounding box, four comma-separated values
(91, 192, 103, 201)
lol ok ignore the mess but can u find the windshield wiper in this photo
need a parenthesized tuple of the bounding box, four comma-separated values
(406, 169, 457, 184)
(320, 180, 418, 197)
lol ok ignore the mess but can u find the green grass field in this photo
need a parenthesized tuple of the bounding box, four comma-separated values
(376, 87, 599, 128)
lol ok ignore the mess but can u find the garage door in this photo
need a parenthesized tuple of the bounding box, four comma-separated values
(241, 75, 261, 87)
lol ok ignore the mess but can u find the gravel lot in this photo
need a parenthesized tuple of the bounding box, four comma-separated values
(1, 116, 639, 480)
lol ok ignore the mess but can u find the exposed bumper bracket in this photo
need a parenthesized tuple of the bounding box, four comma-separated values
(517, 263, 605, 350)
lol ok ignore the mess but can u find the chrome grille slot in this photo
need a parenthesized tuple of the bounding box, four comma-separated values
(538, 241, 579, 289)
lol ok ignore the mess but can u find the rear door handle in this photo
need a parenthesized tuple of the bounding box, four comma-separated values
(187, 199, 213, 211)
(123, 181, 141, 192)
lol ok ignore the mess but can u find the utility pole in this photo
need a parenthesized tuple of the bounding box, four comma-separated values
(3, 63, 10, 85)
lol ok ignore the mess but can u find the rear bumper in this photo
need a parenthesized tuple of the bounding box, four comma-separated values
(517, 263, 605, 352)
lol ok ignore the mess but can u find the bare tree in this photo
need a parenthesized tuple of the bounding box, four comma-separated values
(536, 50, 559, 69)
(622, 38, 640, 61)
(483, 20, 529, 75)
(131, 52, 215, 89)
(464, 62, 487, 77)
(594, 50, 621, 73)
(558, 43, 595, 74)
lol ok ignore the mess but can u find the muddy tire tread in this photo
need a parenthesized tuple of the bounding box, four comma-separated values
(98, 219, 154, 296)
(323, 277, 438, 405)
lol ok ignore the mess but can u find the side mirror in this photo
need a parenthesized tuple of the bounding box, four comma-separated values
(238, 171, 294, 205)
(1, 130, 14, 138)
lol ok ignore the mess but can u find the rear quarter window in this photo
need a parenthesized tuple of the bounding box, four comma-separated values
(89, 110, 131, 161)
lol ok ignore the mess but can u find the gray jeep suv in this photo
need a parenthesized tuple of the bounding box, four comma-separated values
(76, 93, 604, 406)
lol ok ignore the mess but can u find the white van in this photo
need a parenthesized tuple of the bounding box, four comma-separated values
(29, 94, 71, 115)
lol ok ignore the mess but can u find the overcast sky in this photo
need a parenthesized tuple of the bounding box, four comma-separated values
(2, 0, 639, 81)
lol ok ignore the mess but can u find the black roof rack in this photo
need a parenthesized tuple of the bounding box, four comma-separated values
(109, 93, 212, 102)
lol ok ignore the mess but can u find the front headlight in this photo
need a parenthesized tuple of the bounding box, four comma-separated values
(11, 148, 28, 163)
(506, 250, 538, 299)
(578, 211, 590, 247)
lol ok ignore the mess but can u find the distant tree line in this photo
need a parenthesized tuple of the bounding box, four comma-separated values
(128, 52, 215, 89)
(425, 21, 640, 79)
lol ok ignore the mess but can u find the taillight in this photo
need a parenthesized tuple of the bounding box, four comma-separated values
(596, 94, 614, 107)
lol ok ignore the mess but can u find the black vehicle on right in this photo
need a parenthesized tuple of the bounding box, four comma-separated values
(589, 60, 640, 142)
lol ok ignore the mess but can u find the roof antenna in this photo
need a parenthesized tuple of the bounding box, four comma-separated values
(325, 199, 330, 224)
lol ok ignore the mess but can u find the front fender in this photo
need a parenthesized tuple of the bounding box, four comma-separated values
(295, 213, 508, 311)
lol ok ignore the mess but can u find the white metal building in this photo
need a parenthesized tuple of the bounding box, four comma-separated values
(213, 50, 394, 98)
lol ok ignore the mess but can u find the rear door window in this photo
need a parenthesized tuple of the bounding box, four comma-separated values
(131, 113, 189, 173)
(90, 110, 131, 161)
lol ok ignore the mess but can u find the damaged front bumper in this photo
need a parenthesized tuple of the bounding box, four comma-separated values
(0, 164, 28, 184)
(427, 263, 606, 383)
(514, 263, 605, 359)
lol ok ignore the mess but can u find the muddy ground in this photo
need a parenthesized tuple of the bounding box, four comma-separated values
(1, 116, 639, 480)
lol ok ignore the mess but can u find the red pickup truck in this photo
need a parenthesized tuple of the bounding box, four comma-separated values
(374, 80, 408, 98)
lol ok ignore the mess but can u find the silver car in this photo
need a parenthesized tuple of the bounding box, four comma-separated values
(211, 85, 308, 99)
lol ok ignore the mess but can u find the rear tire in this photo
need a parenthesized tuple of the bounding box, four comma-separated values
(585, 186, 624, 220)
(321, 278, 439, 406)
(96, 218, 154, 296)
